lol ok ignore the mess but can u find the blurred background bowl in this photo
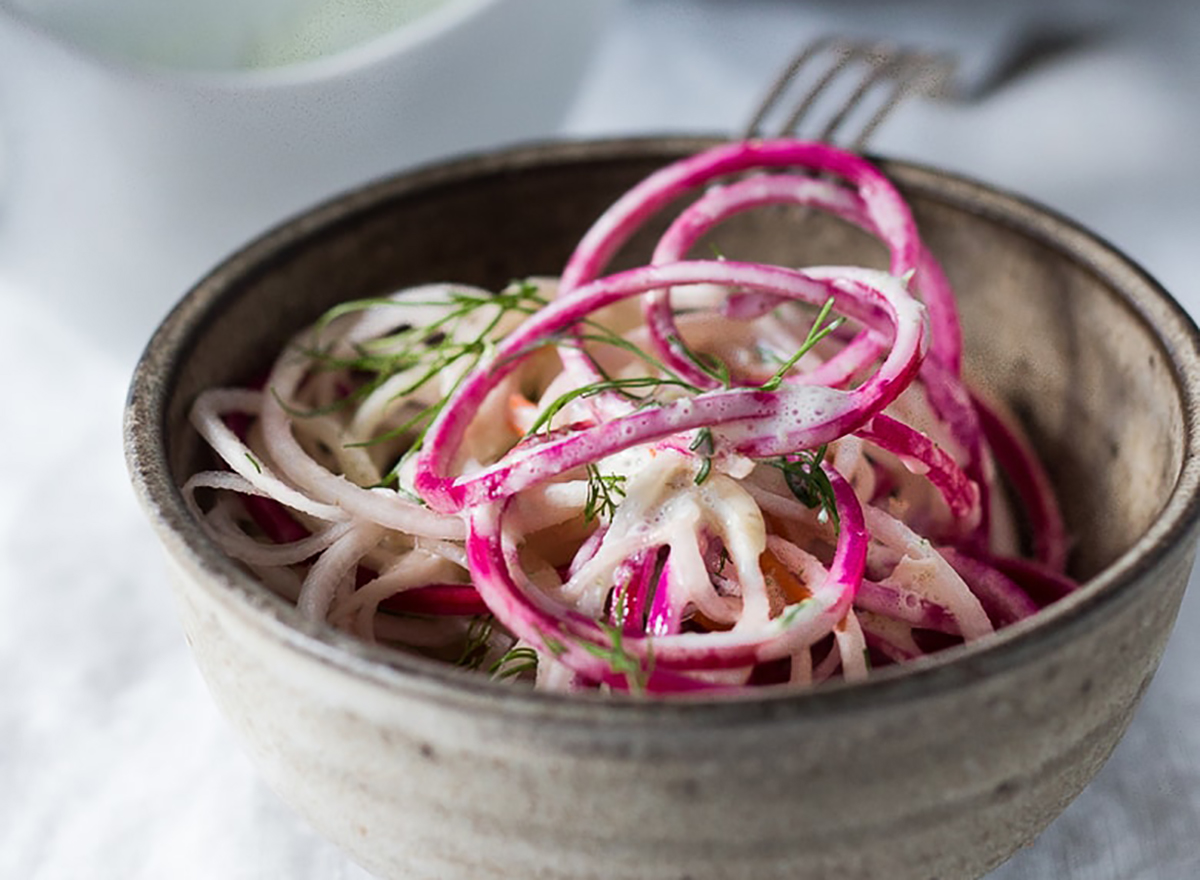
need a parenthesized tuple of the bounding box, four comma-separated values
(125, 137, 1200, 880)
(0, 0, 615, 360)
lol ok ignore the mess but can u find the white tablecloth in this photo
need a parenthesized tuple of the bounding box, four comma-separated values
(4, 1, 1200, 877)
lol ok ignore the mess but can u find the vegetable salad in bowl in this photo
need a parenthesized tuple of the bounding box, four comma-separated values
(183, 139, 1075, 695)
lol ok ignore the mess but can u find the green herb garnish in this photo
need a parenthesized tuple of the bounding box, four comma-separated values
(689, 426, 716, 485)
(759, 296, 844, 391)
(286, 280, 548, 491)
(489, 646, 540, 680)
(584, 463, 628, 523)
(455, 615, 495, 670)
(767, 444, 840, 528)
(578, 622, 655, 694)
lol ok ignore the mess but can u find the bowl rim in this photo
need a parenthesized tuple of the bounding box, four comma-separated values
(124, 135, 1200, 725)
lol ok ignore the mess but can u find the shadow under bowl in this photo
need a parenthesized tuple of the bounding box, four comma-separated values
(125, 137, 1200, 880)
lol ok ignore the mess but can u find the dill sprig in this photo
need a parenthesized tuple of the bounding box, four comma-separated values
(759, 296, 844, 392)
(578, 622, 655, 694)
(583, 463, 627, 523)
(287, 280, 548, 493)
(689, 426, 715, 485)
(524, 375, 698, 435)
(304, 280, 545, 399)
(766, 444, 840, 529)
(573, 319, 695, 381)
(668, 333, 731, 387)
(310, 283, 547, 351)
(455, 615, 495, 670)
(488, 646, 540, 680)
(523, 313, 709, 438)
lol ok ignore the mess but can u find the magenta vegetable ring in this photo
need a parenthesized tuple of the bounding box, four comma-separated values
(463, 462, 867, 694)
(413, 260, 928, 514)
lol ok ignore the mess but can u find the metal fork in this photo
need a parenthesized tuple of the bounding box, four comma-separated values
(743, 37, 957, 149)
(744, 11, 1106, 151)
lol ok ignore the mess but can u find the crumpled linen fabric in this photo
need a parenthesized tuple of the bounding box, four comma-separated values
(3, 1, 1199, 877)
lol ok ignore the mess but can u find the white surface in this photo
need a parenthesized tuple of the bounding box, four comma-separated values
(3, 0, 1200, 877)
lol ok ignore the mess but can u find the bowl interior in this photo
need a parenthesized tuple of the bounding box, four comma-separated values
(143, 135, 1195, 642)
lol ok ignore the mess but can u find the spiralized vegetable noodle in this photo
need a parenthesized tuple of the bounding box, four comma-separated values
(184, 140, 1076, 694)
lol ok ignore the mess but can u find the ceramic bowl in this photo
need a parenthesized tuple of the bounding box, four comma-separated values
(124, 137, 1200, 880)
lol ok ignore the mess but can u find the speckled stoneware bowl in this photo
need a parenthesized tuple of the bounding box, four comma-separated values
(124, 137, 1200, 880)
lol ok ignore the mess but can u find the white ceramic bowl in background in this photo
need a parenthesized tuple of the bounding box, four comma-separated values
(0, 0, 614, 359)
(125, 137, 1200, 880)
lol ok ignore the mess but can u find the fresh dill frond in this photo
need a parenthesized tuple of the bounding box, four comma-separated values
(455, 615, 495, 670)
(525, 375, 697, 436)
(578, 622, 654, 694)
(689, 426, 716, 485)
(584, 463, 628, 523)
(573, 321, 696, 384)
(268, 375, 391, 420)
(767, 444, 840, 529)
(489, 646, 540, 680)
(759, 296, 844, 392)
(668, 334, 731, 388)
(287, 280, 548, 492)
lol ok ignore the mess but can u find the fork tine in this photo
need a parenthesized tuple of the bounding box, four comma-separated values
(743, 35, 845, 140)
(822, 48, 955, 150)
(744, 38, 957, 150)
(807, 43, 901, 146)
